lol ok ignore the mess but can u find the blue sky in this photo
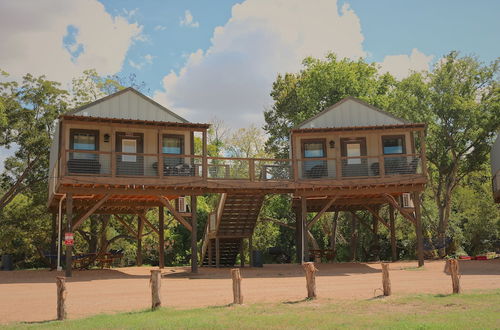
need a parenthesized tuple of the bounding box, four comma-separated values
(0, 0, 498, 168)
(0, 0, 499, 129)
(105, 0, 500, 96)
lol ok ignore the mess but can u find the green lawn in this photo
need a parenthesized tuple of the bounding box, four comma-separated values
(9, 290, 500, 329)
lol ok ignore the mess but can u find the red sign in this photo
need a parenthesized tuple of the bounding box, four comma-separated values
(64, 233, 74, 246)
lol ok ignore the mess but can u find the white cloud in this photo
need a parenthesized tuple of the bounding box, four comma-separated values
(129, 54, 155, 70)
(155, 0, 366, 126)
(180, 10, 199, 28)
(378, 48, 434, 80)
(154, 25, 167, 31)
(0, 0, 144, 85)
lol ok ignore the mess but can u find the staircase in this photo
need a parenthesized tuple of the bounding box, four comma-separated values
(201, 193, 265, 267)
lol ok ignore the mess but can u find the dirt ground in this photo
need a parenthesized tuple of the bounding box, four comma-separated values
(0, 260, 499, 324)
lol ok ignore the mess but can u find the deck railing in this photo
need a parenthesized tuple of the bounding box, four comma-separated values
(61, 149, 423, 182)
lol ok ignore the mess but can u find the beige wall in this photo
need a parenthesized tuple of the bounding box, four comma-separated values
(292, 129, 415, 179)
(62, 122, 193, 176)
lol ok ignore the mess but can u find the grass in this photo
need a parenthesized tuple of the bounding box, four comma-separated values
(7, 290, 500, 329)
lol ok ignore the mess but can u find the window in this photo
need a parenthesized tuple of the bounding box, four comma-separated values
(121, 139, 137, 162)
(382, 135, 406, 155)
(301, 139, 327, 178)
(303, 141, 325, 158)
(70, 129, 99, 160)
(163, 135, 184, 154)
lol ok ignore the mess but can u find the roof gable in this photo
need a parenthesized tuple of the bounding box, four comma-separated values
(297, 97, 409, 129)
(68, 87, 188, 123)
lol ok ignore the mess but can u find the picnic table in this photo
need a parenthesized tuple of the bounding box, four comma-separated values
(309, 249, 335, 262)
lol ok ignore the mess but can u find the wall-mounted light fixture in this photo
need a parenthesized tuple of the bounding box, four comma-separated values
(104, 133, 110, 142)
(329, 140, 335, 148)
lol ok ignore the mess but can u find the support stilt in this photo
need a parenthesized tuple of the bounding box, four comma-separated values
(65, 193, 73, 277)
(301, 196, 308, 262)
(159, 206, 165, 269)
(413, 192, 424, 267)
(191, 196, 198, 273)
(389, 205, 397, 262)
(349, 212, 358, 262)
(215, 238, 220, 268)
(137, 215, 144, 266)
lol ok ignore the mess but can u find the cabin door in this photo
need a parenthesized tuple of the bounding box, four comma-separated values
(340, 138, 367, 177)
(116, 132, 144, 176)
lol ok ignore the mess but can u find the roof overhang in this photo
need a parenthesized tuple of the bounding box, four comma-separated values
(60, 115, 210, 130)
(291, 123, 426, 134)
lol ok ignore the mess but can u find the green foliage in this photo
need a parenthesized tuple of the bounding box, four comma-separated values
(264, 53, 396, 157)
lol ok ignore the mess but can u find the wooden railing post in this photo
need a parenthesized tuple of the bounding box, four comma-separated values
(381, 263, 391, 296)
(202, 130, 208, 181)
(56, 276, 67, 320)
(249, 159, 255, 181)
(231, 268, 243, 304)
(150, 269, 162, 309)
(303, 262, 318, 299)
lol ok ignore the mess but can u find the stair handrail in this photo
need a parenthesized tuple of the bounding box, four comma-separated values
(215, 193, 227, 233)
(200, 215, 211, 265)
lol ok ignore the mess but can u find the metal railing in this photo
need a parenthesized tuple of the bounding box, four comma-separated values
(61, 150, 424, 182)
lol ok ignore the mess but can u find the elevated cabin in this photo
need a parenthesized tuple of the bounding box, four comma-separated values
(48, 89, 428, 273)
(492, 134, 500, 203)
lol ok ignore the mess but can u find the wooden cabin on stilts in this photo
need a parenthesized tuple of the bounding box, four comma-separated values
(48, 90, 428, 275)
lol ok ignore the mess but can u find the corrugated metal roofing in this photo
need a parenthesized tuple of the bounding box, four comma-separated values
(67, 88, 188, 123)
(297, 97, 409, 129)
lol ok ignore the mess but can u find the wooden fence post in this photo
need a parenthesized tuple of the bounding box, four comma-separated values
(56, 276, 67, 320)
(231, 268, 243, 304)
(303, 262, 318, 299)
(448, 259, 461, 294)
(381, 263, 391, 296)
(150, 269, 162, 309)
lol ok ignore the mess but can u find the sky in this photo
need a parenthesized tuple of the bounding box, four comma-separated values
(0, 0, 499, 166)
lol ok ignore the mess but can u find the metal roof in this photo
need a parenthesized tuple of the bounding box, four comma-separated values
(297, 97, 411, 129)
(66, 87, 189, 123)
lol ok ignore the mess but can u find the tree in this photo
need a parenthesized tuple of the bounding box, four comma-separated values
(388, 52, 500, 257)
(0, 73, 69, 211)
(264, 53, 396, 157)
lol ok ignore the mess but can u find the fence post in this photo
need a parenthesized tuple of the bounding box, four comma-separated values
(231, 268, 243, 304)
(150, 269, 162, 309)
(303, 262, 318, 299)
(56, 276, 67, 320)
(448, 259, 461, 294)
(381, 263, 391, 296)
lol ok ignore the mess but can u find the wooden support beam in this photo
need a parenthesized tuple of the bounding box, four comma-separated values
(71, 194, 112, 230)
(137, 215, 144, 266)
(159, 206, 165, 269)
(350, 211, 375, 234)
(330, 211, 339, 256)
(215, 238, 220, 268)
(65, 193, 73, 277)
(158, 196, 192, 232)
(382, 193, 416, 226)
(301, 196, 308, 262)
(307, 197, 338, 229)
(389, 205, 397, 262)
(349, 211, 358, 262)
(365, 206, 390, 229)
(413, 191, 424, 267)
(139, 214, 160, 235)
(191, 196, 198, 273)
(114, 214, 138, 238)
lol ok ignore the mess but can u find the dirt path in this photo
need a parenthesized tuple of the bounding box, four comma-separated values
(0, 260, 499, 324)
